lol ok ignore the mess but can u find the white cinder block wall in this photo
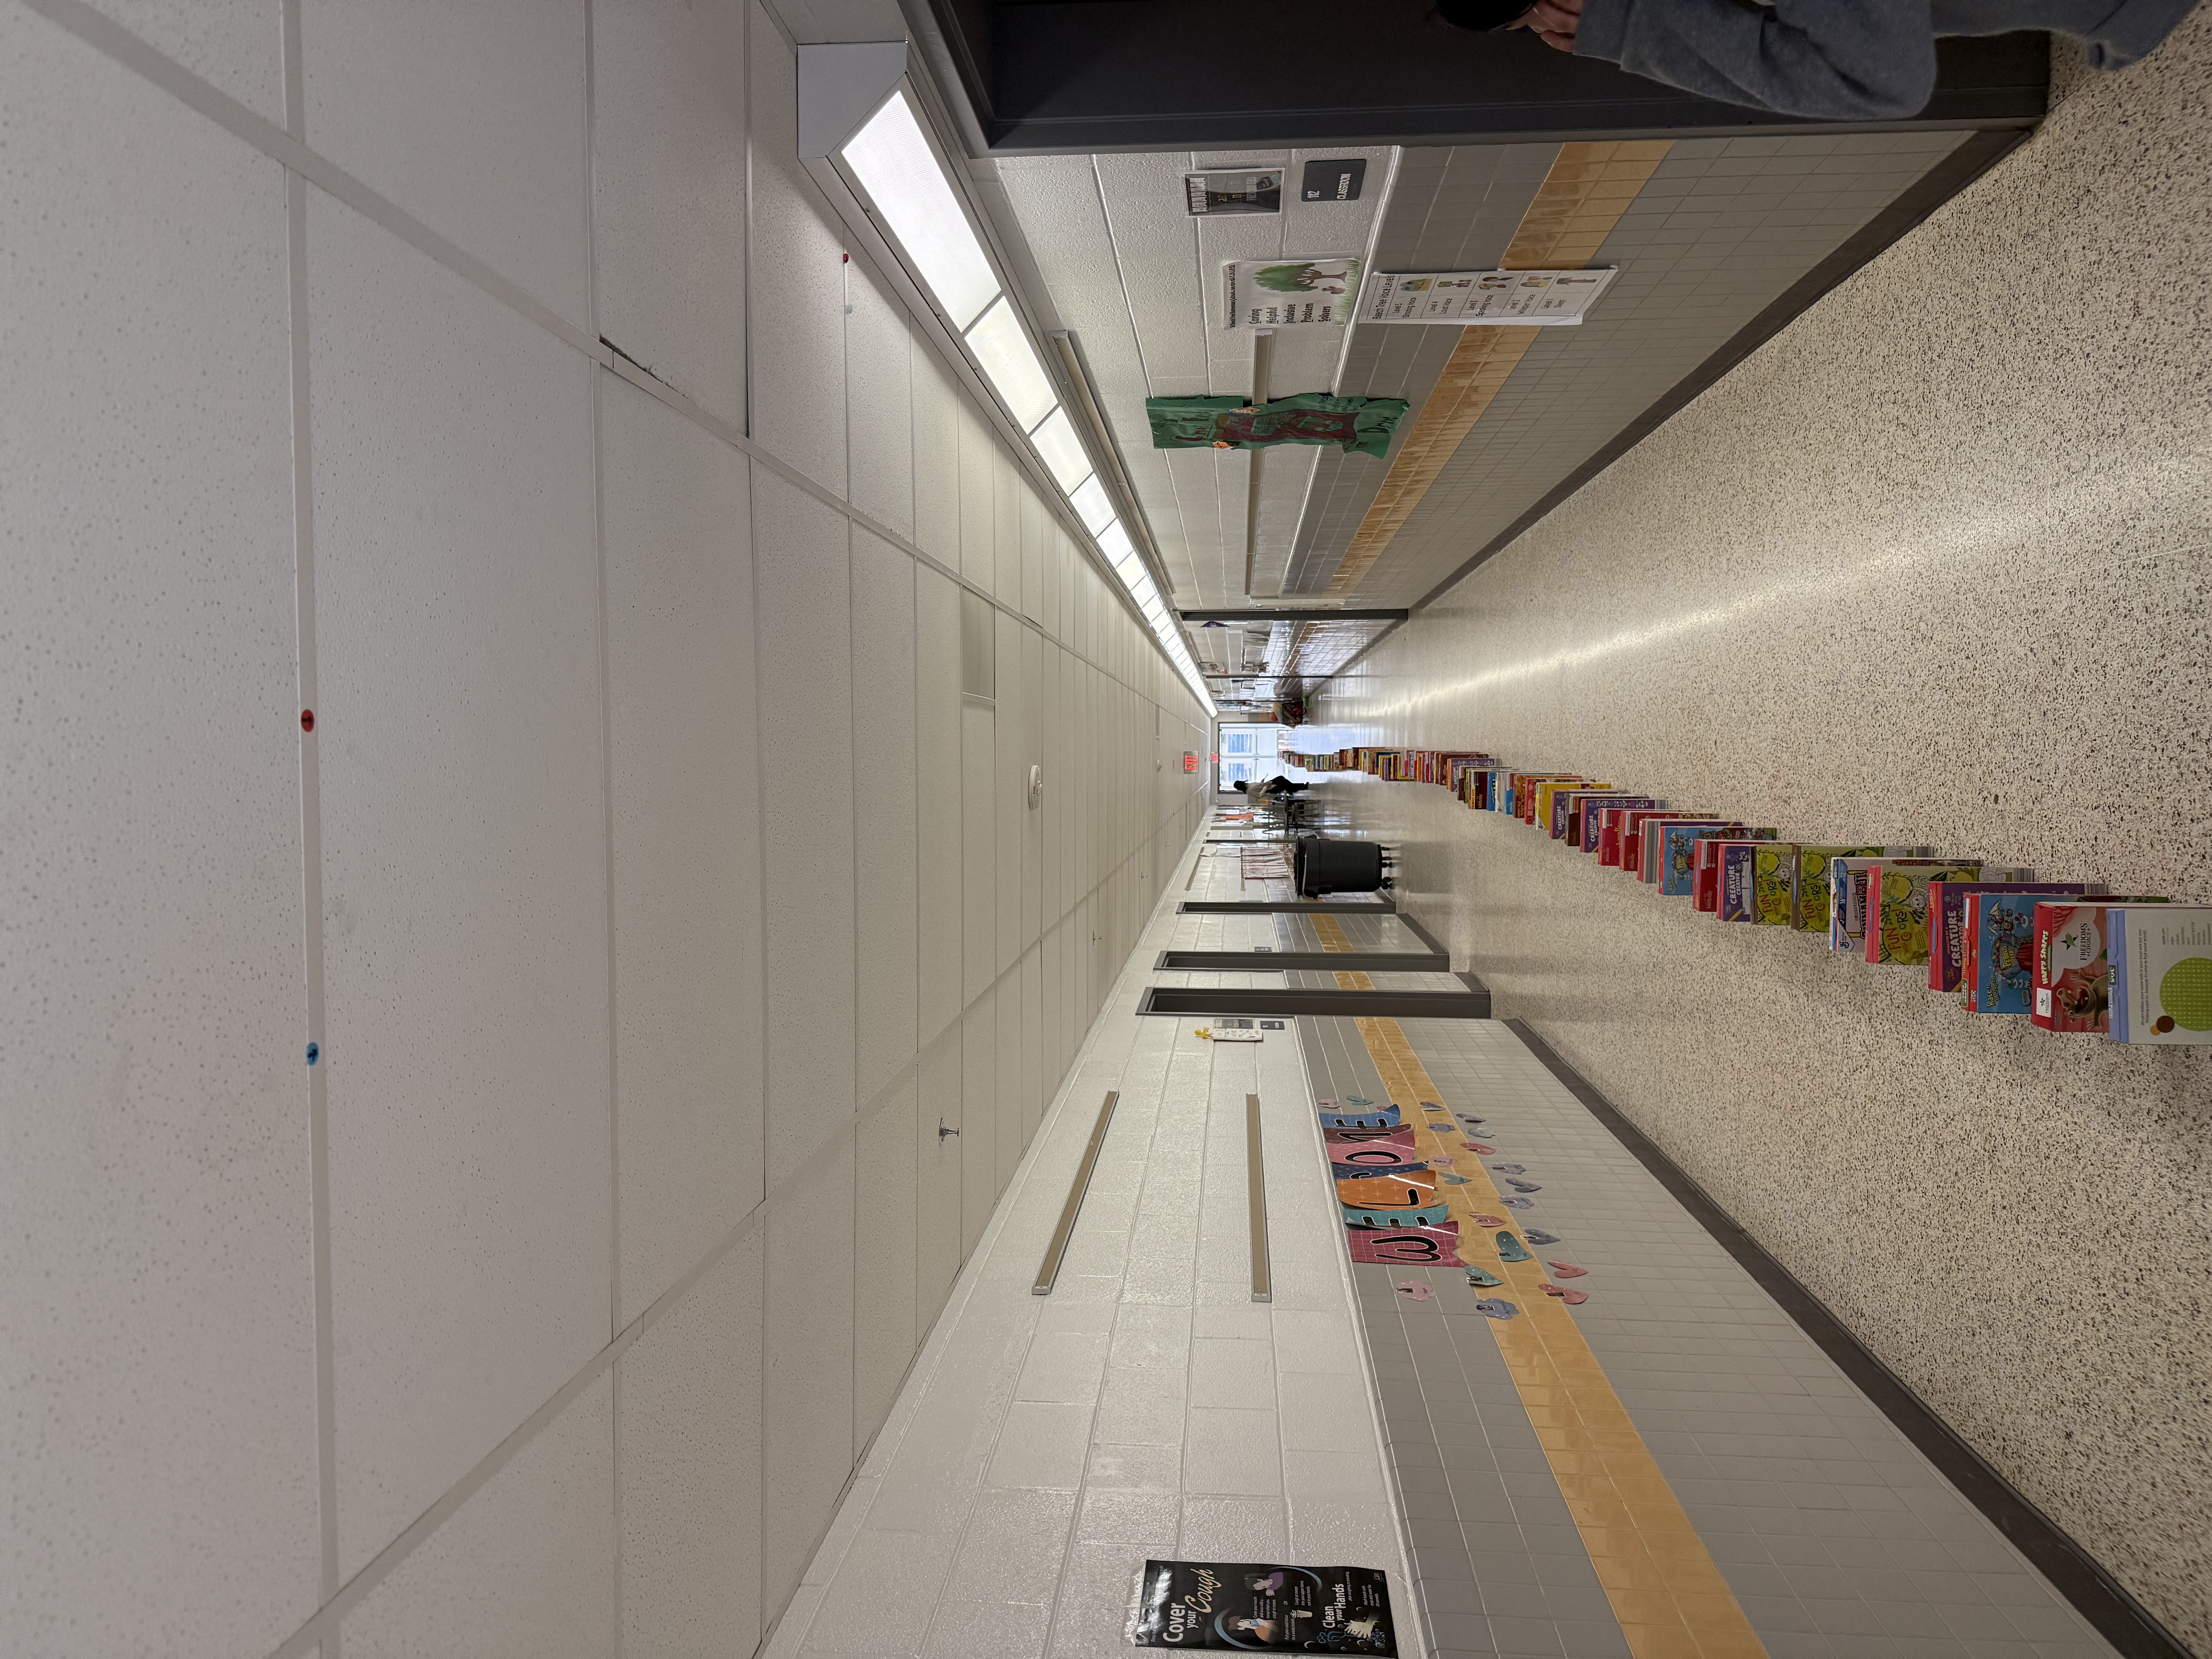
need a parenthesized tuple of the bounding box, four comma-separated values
(0, 2, 1210, 1655)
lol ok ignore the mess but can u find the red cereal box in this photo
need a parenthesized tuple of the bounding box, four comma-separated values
(2032, 904, 2118, 1032)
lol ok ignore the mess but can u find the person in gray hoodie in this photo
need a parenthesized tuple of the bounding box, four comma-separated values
(1439, 0, 2199, 118)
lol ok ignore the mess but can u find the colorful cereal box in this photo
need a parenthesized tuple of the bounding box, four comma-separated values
(1531, 778, 1591, 831)
(2033, 904, 2118, 1032)
(1643, 819, 1729, 884)
(1660, 823, 1760, 896)
(1548, 785, 1615, 840)
(1793, 846, 1902, 933)
(1829, 857, 1961, 953)
(1747, 843, 1802, 926)
(1962, 892, 2057, 1013)
(1696, 835, 1778, 913)
(1866, 862, 2028, 966)
(1718, 842, 1772, 921)
(1928, 880, 2089, 992)
(1618, 811, 1699, 876)
(1531, 776, 1587, 826)
(2107, 907, 2212, 1044)
(1597, 805, 1662, 867)
(1554, 789, 1629, 845)
(1580, 797, 1656, 853)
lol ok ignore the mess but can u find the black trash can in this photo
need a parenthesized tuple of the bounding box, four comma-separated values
(1292, 837, 1384, 897)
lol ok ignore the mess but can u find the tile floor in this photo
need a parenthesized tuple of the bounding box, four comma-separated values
(1302, 1016, 2119, 1659)
(763, 832, 1418, 1659)
(769, 824, 2118, 1659)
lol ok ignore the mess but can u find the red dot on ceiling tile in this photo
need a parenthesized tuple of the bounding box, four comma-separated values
(300, 709, 315, 732)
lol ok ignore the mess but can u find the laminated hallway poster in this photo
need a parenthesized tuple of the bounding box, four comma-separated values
(1355, 266, 1618, 325)
(1223, 258, 1364, 328)
(1128, 1559, 1398, 1652)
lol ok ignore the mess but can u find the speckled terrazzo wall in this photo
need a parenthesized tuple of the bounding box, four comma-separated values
(1312, 15, 2212, 1651)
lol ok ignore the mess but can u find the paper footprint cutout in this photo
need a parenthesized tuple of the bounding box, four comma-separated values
(1419, 1102, 1440, 1111)
(1473, 1298, 1519, 1321)
(1440, 1174, 1469, 1185)
(1522, 1230, 1561, 1246)
(1491, 1163, 1527, 1175)
(1540, 1284, 1589, 1305)
(1458, 1115, 1487, 1125)
(1426, 1122, 1455, 1132)
(1464, 1142, 1497, 1155)
(1547, 1261, 1588, 1279)
(1346, 1096, 1374, 1105)
(1494, 1231, 1533, 1262)
(1464, 1267, 1502, 1288)
(1503, 1196, 1533, 1209)
(1506, 1179, 1542, 1193)
(1394, 1280, 1437, 1301)
(1471, 1213, 1507, 1228)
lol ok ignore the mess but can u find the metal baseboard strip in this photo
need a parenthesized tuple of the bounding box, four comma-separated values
(1137, 986, 1489, 1018)
(1031, 1091, 1118, 1296)
(1154, 949, 1450, 972)
(1245, 1094, 1272, 1304)
(1178, 900, 1394, 914)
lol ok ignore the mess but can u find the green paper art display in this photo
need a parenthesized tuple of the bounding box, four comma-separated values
(1144, 393, 1409, 459)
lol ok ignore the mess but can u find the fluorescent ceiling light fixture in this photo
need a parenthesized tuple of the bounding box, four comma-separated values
(840, 92, 1000, 330)
(964, 298, 1056, 431)
(1028, 407, 1091, 492)
(1069, 475, 1117, 536)
(842, 88, 1197, 706)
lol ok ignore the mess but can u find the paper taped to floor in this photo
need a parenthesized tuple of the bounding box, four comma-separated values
(1127, 1559, 1396, 1652)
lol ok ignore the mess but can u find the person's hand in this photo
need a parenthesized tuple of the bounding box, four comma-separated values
(1514, 0, 1582, 49)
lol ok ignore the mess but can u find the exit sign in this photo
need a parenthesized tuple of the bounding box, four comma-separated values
(1182, 752, 1199, 773)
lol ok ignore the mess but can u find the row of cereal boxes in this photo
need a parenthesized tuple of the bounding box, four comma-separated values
(1281, 748, 2212, 1046)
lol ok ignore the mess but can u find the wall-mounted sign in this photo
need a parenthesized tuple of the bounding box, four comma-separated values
(1186, 170, 1281, 215)
(1183, 752, 1199, 773)
(1224, 258, 1362, 328)
(1300, 158, 1367, 202)
(1356, 266, 1619, 326)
